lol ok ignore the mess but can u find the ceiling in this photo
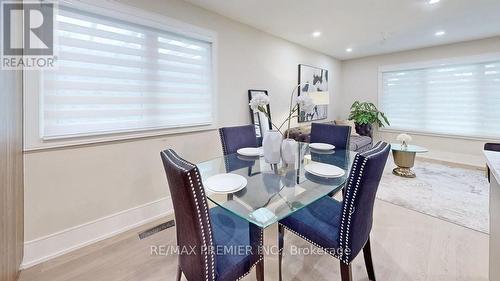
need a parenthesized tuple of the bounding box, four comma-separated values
(183, 0, 500, 60)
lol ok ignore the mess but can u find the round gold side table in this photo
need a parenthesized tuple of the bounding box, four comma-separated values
(390, 144, 428, 178)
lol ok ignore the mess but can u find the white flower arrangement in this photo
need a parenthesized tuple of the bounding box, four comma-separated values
(248, 93, 270, 111)
(396, 133, 412, 143)
(248, 83, 317, 138)
(296, 95, 315, 114)
(397, 133, 412, 149)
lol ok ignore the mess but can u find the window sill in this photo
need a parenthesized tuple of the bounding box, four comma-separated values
(24, 124, 217, 152)
(378, 128, 500, 142)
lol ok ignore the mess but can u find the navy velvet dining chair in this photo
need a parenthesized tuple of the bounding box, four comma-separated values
(160, 149, 264, 281)
(278, 142, 390, 281)
(219, 125, 260, 174)
(219, 125, 258, 155)
(310, 123, 351, 150)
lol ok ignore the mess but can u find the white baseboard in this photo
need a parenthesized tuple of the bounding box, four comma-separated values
(21, 196, 173, 269)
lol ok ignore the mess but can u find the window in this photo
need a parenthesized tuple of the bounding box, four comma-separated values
(25, 2, 216, 149)
(379, 57, 500, 139)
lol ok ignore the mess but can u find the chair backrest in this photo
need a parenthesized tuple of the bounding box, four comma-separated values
(160, 149, 215, 281)
(219, 125, 258, 155)
(338, 142, 390, 263)
(310, 123, 351, 150)
(485, 143, 500, 152)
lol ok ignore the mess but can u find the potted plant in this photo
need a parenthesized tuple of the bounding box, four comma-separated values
(348, 101, 390, 137)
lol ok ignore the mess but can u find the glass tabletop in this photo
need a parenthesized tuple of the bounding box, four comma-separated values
(390, 143, 428, 153)
(197, 142, 356, 228)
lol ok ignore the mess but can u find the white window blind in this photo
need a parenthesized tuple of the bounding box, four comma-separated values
(380, 60, 500, 139)
(42, 6, 213, 139)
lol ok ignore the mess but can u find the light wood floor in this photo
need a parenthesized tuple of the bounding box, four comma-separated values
(18, 200, 489, 281)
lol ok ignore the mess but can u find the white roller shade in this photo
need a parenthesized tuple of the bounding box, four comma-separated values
(42, 6, 213, 139)
(380, 60, 500, 139)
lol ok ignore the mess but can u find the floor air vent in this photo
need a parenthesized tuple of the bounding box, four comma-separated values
(138, 220, 175, 240)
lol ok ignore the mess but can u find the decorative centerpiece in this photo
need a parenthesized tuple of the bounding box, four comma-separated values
(396, 133, 412, 150)
(348, 101, 390, 136)
(249, 83, 315, 164)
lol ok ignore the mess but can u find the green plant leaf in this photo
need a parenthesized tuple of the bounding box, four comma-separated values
(348, 100, 390, 127)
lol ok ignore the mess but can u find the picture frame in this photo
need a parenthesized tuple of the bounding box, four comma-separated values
(248, 89, 272, 144)
(298, 64, 329, 122)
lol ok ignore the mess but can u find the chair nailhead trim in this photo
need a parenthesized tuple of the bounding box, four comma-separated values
(339, 155, 359, 263)
(361, 141, 383, 156)
(235, 219, 264, 280)
(343, 157, 367, 263)
(219, 128, 232, 170)
(219, 129, 228, 155)
(361, 142, 388, 159)
(163, 150, 215, 280)
(364, 143, 389, 159)
(235, 257, 264, 281)
(340, 143, 388, 263)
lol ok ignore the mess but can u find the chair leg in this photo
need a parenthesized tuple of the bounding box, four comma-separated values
(363, 238, 376, 281)
(176, 264, 182, 281)
(278, 224, 285, 281)
(256, 259, 264, 281)
(340, 262, 352, 281)
(487, 165, 491, 183)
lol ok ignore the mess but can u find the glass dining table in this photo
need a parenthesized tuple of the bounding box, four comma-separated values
(197, 142, 355, 279)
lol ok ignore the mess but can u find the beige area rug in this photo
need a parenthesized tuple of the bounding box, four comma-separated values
(377, 157, 489, 233)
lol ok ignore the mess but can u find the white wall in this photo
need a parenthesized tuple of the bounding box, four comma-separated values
(23, 0, 341, 250)
(339, 36, 500, 167)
